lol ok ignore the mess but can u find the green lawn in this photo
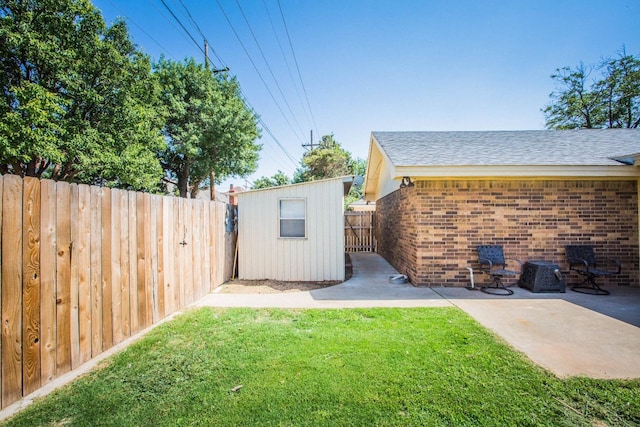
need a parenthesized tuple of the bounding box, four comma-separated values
(5, 308, 639, 426)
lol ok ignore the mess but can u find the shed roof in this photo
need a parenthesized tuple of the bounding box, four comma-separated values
(237, 175, 354, 197)
(372, 129, 640, 167)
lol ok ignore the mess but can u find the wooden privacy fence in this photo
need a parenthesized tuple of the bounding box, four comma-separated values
(344, 211, 375, 253)
(0, 174, 234, 409)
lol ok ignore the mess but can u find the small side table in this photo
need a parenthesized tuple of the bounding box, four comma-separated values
(520, 261, 566, 293)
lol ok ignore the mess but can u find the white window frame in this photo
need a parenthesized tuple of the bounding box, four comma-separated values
(278, 198, 307, 239)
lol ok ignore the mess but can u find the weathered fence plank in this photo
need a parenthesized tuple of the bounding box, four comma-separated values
(154, 195, 165, 320)
(2, 175, 23, 406)
(119, 189, 130, 340)
(0, 175, 3, 402)
(55, 181, 71, 376)
(128, 191, 139, 336)
(136, 193, 148, 329)
(77, 184, 92, 365)
(90, 186, 103, 357)
(150, 195, 159, 324)
(22, 177, 41, 396)
(162, 197, 173, 316)
(101, 188, 113, 350)
(143, 193, 153, 327)
(69, 184, 80, 370)
(110, 189, 123, 345)
(39, 180, 56, 386)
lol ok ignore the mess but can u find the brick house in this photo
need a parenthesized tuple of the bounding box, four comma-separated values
(363, 130, 640, 287)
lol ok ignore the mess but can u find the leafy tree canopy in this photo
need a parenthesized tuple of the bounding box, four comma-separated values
(0, 0, 165, 190)
(544, 48, 640, 129)
(293, 134, 354, 183)
(289, 134, 366, 206)
(251, 170, 291, 189)
(155, 57, 261, 198)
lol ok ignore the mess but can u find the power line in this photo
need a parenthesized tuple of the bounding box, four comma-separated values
(112, 0, 301, 175)
(277, 0, 320, 138)
(214, 0, 306, 143)
(159, 0, 223, 69)
(177, 0, 225, 67)
(161, 0, 299, 170)
(104, 0, 178, 58)
(235, 0, 307, 140)
(261, 0, 313, 131)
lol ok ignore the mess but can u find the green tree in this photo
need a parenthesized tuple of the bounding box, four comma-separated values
(544, 50, 640, 129)
(293, 134, 352, 183)
(155, 57, 261, 198)
(0, 0, 165, 190)
(251, 170, 291, 189)
(596, 50, 640, 128)
(292, 134, 366, 207)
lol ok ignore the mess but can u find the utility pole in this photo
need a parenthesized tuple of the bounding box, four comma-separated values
(302, 129, 318, 151)
(205, 39, 229, 74)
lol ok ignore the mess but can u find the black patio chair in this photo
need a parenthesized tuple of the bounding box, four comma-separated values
(477, 245, 523, 295)
(565, 245, 621, 295)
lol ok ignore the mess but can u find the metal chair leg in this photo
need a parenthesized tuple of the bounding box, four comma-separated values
(571, 276, 610, 295)
(480, 276, 514, 295)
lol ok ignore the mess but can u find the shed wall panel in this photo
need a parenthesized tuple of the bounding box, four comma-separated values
(238, 179, 346, 281)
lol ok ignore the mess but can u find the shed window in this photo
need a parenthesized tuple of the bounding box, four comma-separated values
(279, 198, 306, 238)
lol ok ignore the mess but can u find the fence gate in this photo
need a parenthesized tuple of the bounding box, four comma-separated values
(344, 211, 375, 252)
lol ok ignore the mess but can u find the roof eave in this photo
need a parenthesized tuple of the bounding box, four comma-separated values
(393, 165, 640, 179)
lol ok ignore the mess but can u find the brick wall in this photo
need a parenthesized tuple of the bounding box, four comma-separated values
(375, 179, 639, 287)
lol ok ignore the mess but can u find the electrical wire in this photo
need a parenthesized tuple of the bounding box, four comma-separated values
(235, 0, 307, 140)
(261, 0, 312, 130)
(215, 0, 306, 143)
(277, 0, 320, 139)
(177, 0, 226, 67)
(159, 0, 213, 66)
(105, 0, 301, 176)
(104, 0, 178, 58)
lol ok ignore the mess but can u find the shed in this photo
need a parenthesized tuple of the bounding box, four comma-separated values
(364, 129, 640, 287)
(237, 176, 354, 281)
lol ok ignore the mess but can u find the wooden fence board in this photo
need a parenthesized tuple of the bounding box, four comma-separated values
(0, 175, 2, 402)
(199, 201, 208, 297)
(174, 198, 183, 310)
(110, 189, 123, 345)
(119, 190, 130, 339)
(101, 188, 113, 350)
(155, 196, 165, 320)
(22, 177, 41, 396)
(191, 200, 201, 298)
(77, 184, 91, 365)
(162, 198, 173, 316)
(55, 181, 71, 376)
(39, 180, 56, 386)
(2, 175, 23, 407)
(203, 202, 212, 292)
(0, 176, 2, 402)
(89, 186, 103, 357)
(143, 193, 153, 327)
(128, 191, 139, 335)
(136, 193, 147, 329)
(149, 195, 159, 323)
(69, 184, 80, 370)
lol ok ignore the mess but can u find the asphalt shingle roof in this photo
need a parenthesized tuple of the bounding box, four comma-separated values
(372, 130, 640, 167)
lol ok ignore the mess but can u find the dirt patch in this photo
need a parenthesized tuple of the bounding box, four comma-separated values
(217, 279, 341, 294)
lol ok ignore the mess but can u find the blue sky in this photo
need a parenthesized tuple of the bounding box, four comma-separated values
(92, 0, 639, 188)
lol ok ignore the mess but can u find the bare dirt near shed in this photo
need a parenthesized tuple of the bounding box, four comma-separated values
(218, 279, 340, 294)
